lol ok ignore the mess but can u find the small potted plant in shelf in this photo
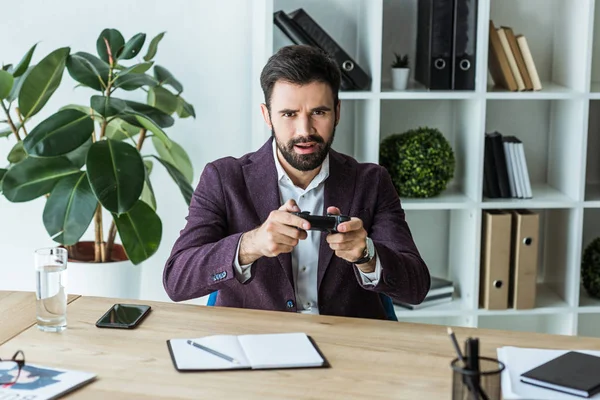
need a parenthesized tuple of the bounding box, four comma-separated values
(391, 53, 410, 90)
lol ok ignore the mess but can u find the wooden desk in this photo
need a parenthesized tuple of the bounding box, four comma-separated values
(2, 293, 600, 399)
(0, 291, 79, 346)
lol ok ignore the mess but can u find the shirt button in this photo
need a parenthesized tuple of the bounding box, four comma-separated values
(286, 300, 294, 308)
(302, 266, 307, 272)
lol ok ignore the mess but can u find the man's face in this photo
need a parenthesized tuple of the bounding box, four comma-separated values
(261, 80, 340, 172)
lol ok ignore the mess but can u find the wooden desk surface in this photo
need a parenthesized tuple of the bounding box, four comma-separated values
(2, 293, 600, 399)
(0, 291, 79, 346)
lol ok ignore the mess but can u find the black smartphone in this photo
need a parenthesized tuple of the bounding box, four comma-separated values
(95, 303, 151, 329)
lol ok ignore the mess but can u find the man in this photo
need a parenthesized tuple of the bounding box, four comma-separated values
(163, 45, 430, 320)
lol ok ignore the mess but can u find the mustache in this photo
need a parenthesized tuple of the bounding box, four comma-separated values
(289, 136, 324, 146)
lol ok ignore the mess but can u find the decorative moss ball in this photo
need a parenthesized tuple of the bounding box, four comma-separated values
(379, 126, 455, 198)
(582, 237, 600, 298)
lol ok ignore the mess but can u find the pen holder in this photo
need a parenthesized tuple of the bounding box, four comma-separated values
(451, 356, 505, 400)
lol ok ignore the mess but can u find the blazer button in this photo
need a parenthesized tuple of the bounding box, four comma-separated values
(286, 300, 294, 309)
(222, 271, 227, 279)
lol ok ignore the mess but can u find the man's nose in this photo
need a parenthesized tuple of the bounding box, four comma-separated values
(294, 115, 313, 137)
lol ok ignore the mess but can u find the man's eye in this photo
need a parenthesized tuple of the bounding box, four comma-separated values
(283, 112, 294, 117)
(313, 110, 325, 115)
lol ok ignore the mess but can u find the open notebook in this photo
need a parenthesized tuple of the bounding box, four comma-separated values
(166, 332, 329, 372)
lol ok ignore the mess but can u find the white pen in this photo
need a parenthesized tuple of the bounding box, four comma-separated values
(187, 340, 240, 364)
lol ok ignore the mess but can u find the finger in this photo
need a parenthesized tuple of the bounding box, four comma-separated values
(271, 210, 310, 230)
(265, 221, 308, 241)
(326, 231, 361, 244)
(269, 231, 301, 247)
(279, 198, 300, 213)
(328, 242, 357, 252)
(326, 206, 341, 215)
(336, 217, 363, 233)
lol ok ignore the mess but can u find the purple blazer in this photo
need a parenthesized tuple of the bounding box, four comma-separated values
(163, 138, 430, 320)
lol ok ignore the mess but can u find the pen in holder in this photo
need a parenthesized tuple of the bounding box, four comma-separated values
(447, 328, 505, 400)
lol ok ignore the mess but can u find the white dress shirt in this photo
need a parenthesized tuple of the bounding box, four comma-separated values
(232, 140, 382, 314)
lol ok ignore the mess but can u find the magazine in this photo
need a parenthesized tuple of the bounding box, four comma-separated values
(0, 363, 96, 399)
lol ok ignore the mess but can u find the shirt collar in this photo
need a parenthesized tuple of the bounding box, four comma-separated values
(271, 138, 329, 189)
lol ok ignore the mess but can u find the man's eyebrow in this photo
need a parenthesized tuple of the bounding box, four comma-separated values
(277, 108, 299, 114)
(311, 106, 332, 112)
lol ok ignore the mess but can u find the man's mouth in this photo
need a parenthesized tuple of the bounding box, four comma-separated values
(294, 142, 318, 154)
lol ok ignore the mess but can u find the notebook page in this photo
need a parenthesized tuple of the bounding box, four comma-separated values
(169, 335, 250, 370)
(238, 332, 324, 369)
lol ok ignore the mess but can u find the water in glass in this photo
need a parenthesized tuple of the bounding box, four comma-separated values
(35, 248, 68, 332)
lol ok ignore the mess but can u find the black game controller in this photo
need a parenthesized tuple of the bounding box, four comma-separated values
(292, 211, 351, 233)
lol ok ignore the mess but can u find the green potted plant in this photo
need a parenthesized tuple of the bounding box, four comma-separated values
(379, 126, 455, 198)
(391, 52, 410, 90)
(0, 28, 195, 298)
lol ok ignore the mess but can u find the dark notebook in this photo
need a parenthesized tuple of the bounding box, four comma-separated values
(520, 351, 600, 398)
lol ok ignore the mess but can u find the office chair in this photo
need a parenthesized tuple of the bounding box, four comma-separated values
(206, 291, 398, 321)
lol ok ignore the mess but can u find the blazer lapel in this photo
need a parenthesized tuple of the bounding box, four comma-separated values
(317, 150, 356, 292)
(242, 138, 294, 287)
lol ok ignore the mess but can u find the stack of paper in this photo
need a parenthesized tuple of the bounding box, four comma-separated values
(497, 346, 600, 399)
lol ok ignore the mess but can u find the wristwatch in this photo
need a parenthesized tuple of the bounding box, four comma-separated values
(353, 237, 375, 265)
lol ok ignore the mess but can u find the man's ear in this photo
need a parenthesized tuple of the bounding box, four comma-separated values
(335, 100, 341, 126)
(260, 103, 272, 129)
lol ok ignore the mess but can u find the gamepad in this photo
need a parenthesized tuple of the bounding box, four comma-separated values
(292, 211, 351, 233)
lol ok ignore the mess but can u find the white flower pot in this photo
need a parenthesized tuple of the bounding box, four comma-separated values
(64, 242, 141, 299)
(391, 68, 410, 90)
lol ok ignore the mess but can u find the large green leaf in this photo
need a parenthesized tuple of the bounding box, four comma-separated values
(7, 141, 27, 164)
(113, 200, 161, 265)
(90, 95, 127, 118)
(118, 33, 146, 60)
(2, 156, 80, 202)
(133, 114, 172, 149)
(154, 65, 183, 94)
(66, 52, 110, 91)
(97, 28, 124, 64)
(43, 172, 97, 245)
(65, 137, 92, 168)
(148, 86, 178, 115)
(86, 139, 145, 214)
(23, 109, 93, 157)
(116, 61, 153, 77)
(113, 73, 157, 91)
(18, 47, 70, 119)
(151, 156, 193, 205)
(7, 66, 32, 103)
(140, 160, 156, 210)
(175, 96, 196, 119)
(143, 32, 165, 62)
(152, 137, 193, 183)
(105, 118, 139, 141)
(122, 100, 174, 128)
(11, 43, 37, 78)
(0, 71, 14, 99)
(0, 168, 6, 193)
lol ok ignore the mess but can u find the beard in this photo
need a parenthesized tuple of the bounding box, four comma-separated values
(272, 127, 335, 172)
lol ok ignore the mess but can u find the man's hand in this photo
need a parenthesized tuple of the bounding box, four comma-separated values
(238, 199, 310, 265)
(325, 206, 376, 273)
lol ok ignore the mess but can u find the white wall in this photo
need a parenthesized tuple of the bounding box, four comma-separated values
(0, 0, 254, 303)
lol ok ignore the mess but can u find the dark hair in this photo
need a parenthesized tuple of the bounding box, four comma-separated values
(260, 45, 341, 111)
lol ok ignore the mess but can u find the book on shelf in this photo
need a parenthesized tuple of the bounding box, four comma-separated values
(488, 20, 541, 91)
(394, 276, 454, 310)
(480, 209, 539, 310)
(273, 8, 370, 91)
(415, 0, 478, 91)
(0, 363, 96, 400)
(483, 131, 532, 200)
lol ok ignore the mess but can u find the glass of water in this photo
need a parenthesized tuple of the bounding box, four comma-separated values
(35, 247, 68, 332)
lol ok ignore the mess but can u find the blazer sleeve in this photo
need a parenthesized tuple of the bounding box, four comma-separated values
(352, 166, 431, 305)
(162, 162, 245, 302)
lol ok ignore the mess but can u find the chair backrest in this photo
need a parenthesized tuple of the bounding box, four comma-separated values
(207, 291, 398, 321)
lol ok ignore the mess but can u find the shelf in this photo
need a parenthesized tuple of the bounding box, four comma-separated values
(486, 82, 581, 100)
(584, 183, 600, 205)
(380, 86, 477, 100)
(478, 313, 575, 335)
(401, 187, 474, 210)
(477, 284, 569, 316)
(589, 82, 600, 99)
(578, 286, 600, 310)
(481, 184, 576, 209)
(393, 296, 470, 318)
(339, 91, 375, 100)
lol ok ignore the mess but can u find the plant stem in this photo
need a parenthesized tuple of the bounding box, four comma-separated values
(15, 107, 28, 136)
(0, 101, 21, 141)
(105, 128, 148, 260)
(94, 203, 106, 262)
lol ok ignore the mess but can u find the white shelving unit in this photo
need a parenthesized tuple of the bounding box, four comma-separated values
(251, 0, 600, 336)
